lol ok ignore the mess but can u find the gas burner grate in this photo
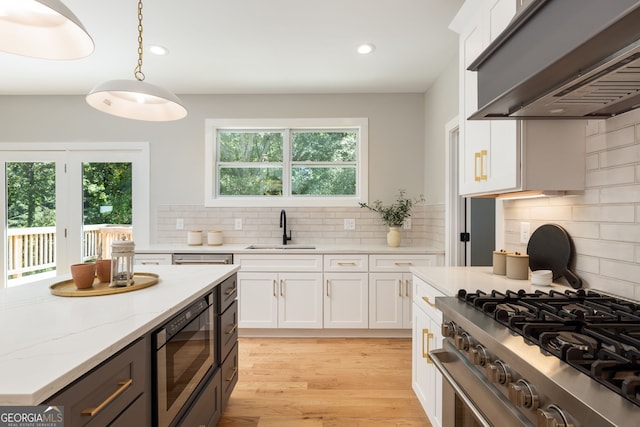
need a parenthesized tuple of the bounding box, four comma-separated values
(457, 288, 640, 406)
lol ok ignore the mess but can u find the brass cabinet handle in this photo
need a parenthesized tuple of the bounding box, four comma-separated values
(480, 149, 488, 180)
(225, 322, 238, 335)
(394, 261, 413, 266)
(273, 280, 277, 297)
(81, 378, 132, 417)
(280, 279, 284, 297)
(422, 296, 436, 307)
(398, 279, 402, 297)
(226, 367, 238, 382)
(422, 328, 436, 364)
(326, 279, 330, 297)
(337, 261, 357, 266)
(224, 285, 237, 296)
(405, 279, 410, 297)
(474, 151, 482, 182)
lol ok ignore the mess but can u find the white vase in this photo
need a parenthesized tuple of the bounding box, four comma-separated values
(387, 226, 401, 247)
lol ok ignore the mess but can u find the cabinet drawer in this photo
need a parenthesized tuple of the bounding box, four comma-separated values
(236, 254, 322, 272)
(135, 253, 172, 265)
(323, 254, 368, 272)
(44, 337, 148, 427)
(175, 369, 221, 427)
(221, 342, 239, 410)
(413, 276, 444, 322)
(218, 300, 238, 363)
(217, 274, 237, 313)
(369, 255, 436, 272)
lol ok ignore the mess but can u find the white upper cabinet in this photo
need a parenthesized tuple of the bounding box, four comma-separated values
(452, 0, 585, 197)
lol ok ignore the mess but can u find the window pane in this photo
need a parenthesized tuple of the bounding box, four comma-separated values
(292, 166, 356, 196)
(219, 167, 283, 196)
(219, 131, 283, 162)
(82, 162, 133, 261)
(291, 131, 357, 162)
(6, 162, 57, 284)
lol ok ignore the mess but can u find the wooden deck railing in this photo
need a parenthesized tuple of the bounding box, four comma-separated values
(7, 225, 132, 280)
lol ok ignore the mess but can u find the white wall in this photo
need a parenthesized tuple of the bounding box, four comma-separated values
(0, 93, 426, 242)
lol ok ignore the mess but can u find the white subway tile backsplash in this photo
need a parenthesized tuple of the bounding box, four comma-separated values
(600, 185, 640, 204)
(507, 109, 640, 294)
(156, 204, 444, 249)
(585, 166, 635, 187)
(599, 144, 640, 168)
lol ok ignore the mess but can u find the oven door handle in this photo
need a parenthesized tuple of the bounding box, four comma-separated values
(430, 349, 492, 427)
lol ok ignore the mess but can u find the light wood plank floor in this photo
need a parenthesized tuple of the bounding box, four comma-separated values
(217, 337, 431, 427)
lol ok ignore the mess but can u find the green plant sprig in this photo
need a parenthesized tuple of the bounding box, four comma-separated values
(359, 190, 425, 227)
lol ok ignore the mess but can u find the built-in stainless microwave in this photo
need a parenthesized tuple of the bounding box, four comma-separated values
(154, 292, 215, 427)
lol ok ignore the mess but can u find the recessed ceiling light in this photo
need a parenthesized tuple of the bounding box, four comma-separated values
(357, 43, 375, 55)
(149, 45, 169, 55)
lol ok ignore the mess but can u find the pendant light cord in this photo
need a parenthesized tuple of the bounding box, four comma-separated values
(134, 0, 145, 82)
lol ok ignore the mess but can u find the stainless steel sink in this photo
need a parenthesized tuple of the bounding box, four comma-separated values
(245, 244, 316, 250)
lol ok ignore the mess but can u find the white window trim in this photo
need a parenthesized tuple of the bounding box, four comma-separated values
(205, 118, 368, 207)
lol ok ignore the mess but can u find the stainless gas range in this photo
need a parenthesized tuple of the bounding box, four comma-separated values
(432, 289, 640, 427)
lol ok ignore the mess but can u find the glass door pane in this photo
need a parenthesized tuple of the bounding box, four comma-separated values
(82, 162, 133, 261)
(3, 157, 64, 287)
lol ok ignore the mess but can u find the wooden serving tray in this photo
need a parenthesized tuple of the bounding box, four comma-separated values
(50, 273, 159, 297)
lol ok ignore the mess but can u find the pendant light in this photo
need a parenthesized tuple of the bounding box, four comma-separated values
(0, 0, 94, 59)
(86, 0, 187, 122)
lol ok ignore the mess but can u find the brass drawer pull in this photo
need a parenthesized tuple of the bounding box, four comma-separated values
(224, 285, 237, 296)
(337, 261, 357, 266)
(226, 367, 238, 382)
(81, 378, 132, 417)
(425, 329, 434, 364)
(225, 323, 238, 335)
(394, 261, 413, 266)
(422, 296, 436, 307)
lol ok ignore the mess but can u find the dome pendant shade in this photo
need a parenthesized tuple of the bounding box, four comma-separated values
(86, 79, 187, 122)
(0, 0, 94, 60)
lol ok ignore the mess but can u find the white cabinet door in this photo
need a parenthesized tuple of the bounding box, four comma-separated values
(324, 272, 368, 329)
(412, 275, 444, 427)
(369, 273, 404, 329)
(278, 272, 323, 329)
(239, 271, 322, 329)
(238, 272, 278, 328)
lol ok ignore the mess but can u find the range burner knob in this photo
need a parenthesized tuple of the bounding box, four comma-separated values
(487, 360, 512, 385)
(509, 379, 539, 410)
(441, 321, 457, 338)
(470, 345, 489, 366)
(536, 405, 574, 427)
(454, 332, 473, 351)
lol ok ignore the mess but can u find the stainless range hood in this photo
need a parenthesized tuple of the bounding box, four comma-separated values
(469, 0, 640, 120)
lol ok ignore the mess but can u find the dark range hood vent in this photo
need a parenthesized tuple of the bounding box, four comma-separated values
(469, 0, 640, 120)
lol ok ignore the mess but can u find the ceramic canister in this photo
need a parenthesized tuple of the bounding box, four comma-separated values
(506, 252, 530, 280)
(207, 230, 223, 246)
(187, 230, 203, 246)
(492, 249, 510, 275)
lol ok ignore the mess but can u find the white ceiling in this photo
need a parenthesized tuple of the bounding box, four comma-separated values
(0, 0, 463, 95)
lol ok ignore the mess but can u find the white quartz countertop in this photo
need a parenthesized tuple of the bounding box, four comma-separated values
(0, 264, 239, 405)
(136, 243, 443, 255)
(411, 266, 574, 296)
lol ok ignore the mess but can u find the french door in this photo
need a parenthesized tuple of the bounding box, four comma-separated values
(0, 143, 149, 288)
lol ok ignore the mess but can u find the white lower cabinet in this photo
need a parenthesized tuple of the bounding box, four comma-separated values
(412, 276, 444, 427)
(324, 272, 369, 328)
(238, 271, 323, 328)
(369, 255, 436, 329)
(323, 254, 369, 329)
(369, 272, 412, 328)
